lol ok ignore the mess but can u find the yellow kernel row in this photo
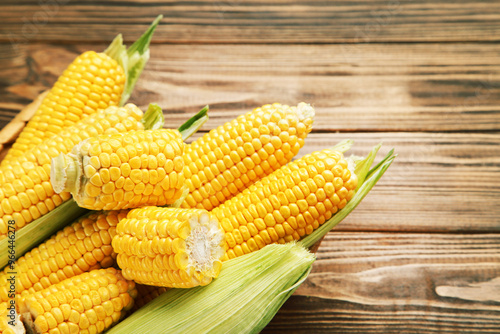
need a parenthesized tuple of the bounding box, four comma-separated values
(0, 210, 128, 303)
(0, 162, 71, 232)
(212, 149, 358, 260)
(130, 284, 168, 312)
(2, 105, 143, 176)
(182, 102, 314, 211)
(112, 207, 225, 288)
(57, 129, 185, 211)
(18, 268, 136, 334)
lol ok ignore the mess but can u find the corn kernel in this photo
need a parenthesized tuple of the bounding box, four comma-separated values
(213, 149, 358, 259)
(181, 103, 314, 210)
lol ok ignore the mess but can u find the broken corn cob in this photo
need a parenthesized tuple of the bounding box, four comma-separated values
(1, 306, 24, 334)
(18, 268, 136, 334)
(0, 210, 127, 304)
(0, 104, 144, 235)
(0, 16, 162, 166)
(112, 207, 226, 288)
(211, 148, 358, 260)
(181, 102, 314, 211)
(51, 129, 185, 211)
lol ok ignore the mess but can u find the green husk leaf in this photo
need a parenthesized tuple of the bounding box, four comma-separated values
(366, 148, 395, 180)
(178, 105, 209, 141)
(107, 243, 315, 334)
(352, 142, 382, 188)
(103, 34, 126, 64)
(105, 15, 163, 106)
(330, 139, 354, 153)
(126, 16, 162, 57)
(0, 200, 87, 269)
(299, 145, 396, 249)
(141, 103, 165, 130)
(249, 265, 312, 333)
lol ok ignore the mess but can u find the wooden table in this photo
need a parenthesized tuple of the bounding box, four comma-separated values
(1, 1, 499, 332)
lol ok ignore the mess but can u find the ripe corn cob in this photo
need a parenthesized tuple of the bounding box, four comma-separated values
(0, 210, 128, 304)
(181, 102, 314, 211)
(1, 52, 125, 165)
(18, 268, 136, 334)
(0, 16, 162, 167)
(51, 129, 185, 211)
(131, 285, 169, 311)
(211, 148, 358, 260)
(0, 105, 144, 235)
(112, 207, 226, 288)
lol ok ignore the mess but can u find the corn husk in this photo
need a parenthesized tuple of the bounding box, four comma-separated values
(108, 243, 315, 334)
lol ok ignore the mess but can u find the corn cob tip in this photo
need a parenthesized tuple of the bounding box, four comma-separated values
(21, 313, 35, 334)
(346, 156, 357, 176)
(296, 102, 315, 121)
(1, 308, 25, 334)
(50, 151, 79, 194)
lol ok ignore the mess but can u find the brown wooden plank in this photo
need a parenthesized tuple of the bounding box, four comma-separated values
(298, 132, 500, 233)
(1, 42, 500, 132)
(264, 232, 500, 333)
(1, 1, 499, 43)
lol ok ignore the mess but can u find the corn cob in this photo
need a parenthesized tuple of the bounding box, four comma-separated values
(112, 207, 225, 288)
(211, 148, 358, 260)
(18, 268, 136, 334)
(0, 105, 144, 235)
(131, 285, 168, 311)
(0, 210, 128, 304)
(1, 52, 125, 165)
(181, 102, 314, 211)
(0, 16, 162, 166)
(51, 129, 185, 211)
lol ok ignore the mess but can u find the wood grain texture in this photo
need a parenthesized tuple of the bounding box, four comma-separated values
(265, 232, 500, 333)
(1, 2, 499, 332)
(1, 0, 499, 44)
(296, 132, 500, 233)
(1, 43, 500, 132)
